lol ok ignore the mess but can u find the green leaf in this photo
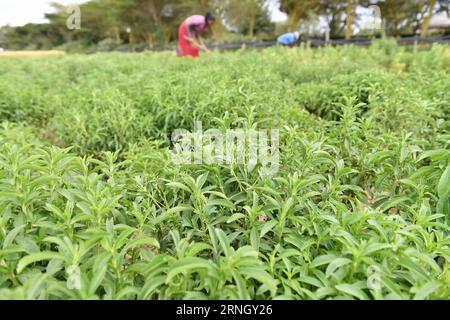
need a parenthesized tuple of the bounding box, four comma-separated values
(325, 258, 352, 277)
(226, 213, 245, 223)
(15, 236, 40, 254)
(250, 227, 259, 251)
(141, 275, 167, 299)
(89, 252, 112, 294)
(298, 276, 323, 288)
(151, 206, 191, 225)
(260, 220, 277, 238)
(166, 182, 191, 193)
(413, 281, 441, 300)
(46, 258, 64, 276)
(185, 243, 212, 257)
(239, 267, 278, 296)
(215, 228, 232, 257)
(437, 164, 450, 198)
(335, 283, 369, 300)
(123, 236, 160, 251)
(418, 149, 449, 162)
(206, 198, 236, 210)
(311, 254, 338, 268)
(17, 252, 65, 273)
(166, 257, 216, 283)
(378, 196, 411, 212)
(2, 225, 25, 249)
(231, 270, 251, 300)
(0, 248, 25, 261)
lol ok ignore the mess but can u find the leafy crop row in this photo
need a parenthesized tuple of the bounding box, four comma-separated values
(0, 40, 449, 299)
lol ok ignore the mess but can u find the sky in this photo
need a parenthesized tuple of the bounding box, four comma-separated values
(4, 0, 428, 29)
(1, 0, 288, 27)
(268, 0, 288, 22)
(0, 0, 89, 27)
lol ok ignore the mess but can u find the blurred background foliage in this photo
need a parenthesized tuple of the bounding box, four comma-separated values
(0, 0, 449, 52)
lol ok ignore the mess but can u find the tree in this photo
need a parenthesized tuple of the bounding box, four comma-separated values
(369, 0, 414, 36)
(421, 0, 437, 37)
(0, 23, 63, 50)
(222, 0, 272, 37)
(345, 0, 359, 39)
(419, 0, 449, 37)
(279, 0, 320, 31)
(0, 26, 10, 48)
(315, 1, 349, 38)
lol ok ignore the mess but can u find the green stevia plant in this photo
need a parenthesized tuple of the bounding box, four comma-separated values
(0, 42, 448, 300)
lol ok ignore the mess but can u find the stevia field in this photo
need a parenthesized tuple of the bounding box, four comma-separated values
(0, 40, 449, 300)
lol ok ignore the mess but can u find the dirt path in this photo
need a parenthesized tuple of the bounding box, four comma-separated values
(0, 50, 66, 57)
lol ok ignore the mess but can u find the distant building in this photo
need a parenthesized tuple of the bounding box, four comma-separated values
(418, 13, 450, 34)
(430, 13, 450, 29)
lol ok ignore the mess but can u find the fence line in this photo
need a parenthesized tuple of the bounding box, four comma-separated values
(117, 35, 449, 53)
(211, 35, 450, 50)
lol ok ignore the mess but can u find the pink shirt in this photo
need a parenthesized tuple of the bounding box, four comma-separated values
(185, 15, 206, 36)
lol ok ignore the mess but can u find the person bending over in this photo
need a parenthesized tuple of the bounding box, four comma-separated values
(177, 12, 216, 58)
(277, 31, 301, 47)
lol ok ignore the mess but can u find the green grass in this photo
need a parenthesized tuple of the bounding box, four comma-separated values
(0, 40, 449, 299)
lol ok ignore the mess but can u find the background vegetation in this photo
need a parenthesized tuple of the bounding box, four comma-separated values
(0, 0, 449, 52)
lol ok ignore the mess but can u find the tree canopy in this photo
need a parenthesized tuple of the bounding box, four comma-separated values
(0, 0, 448, 51)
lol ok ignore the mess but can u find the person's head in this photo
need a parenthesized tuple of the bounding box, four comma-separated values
(293, 31, 300, 40)
(205, 12, 216, 27)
